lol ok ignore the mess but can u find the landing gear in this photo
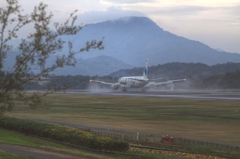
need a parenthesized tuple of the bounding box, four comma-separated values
(122, 88, 127, 92)
(141, 87, 150, 92)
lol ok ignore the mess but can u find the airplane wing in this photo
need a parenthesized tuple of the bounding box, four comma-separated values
(90, 80, 120, 90)
(89, 80, 116, 85)
(146, 79, 186, 87)
(148, 77, 167, 82)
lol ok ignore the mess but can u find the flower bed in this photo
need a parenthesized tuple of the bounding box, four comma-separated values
(130, 146, 226, 159)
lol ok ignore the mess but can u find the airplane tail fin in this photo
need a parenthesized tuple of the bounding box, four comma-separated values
(143, 58, 148, 78)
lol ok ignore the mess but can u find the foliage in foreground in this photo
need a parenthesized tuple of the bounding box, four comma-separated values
(0, 0, 104, 114)
(0, 116, 129, 152)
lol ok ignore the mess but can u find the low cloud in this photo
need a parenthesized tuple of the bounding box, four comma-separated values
(225, 5, 240, 19)
(151, 6, 211, 16)
(150, 5, 240, 18)
(77, 7, 146, 24)
(101, 0, 154, 4)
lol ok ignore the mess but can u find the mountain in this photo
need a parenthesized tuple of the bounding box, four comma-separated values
(65, 16, 240, 66)
(215, 48, 225, 52)
(53, 55, 133, 76)
(3, 51, 133, 76)
(5, 16, 240, 75)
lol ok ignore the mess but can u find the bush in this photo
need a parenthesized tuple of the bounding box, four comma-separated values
(0, 116, 129, 151)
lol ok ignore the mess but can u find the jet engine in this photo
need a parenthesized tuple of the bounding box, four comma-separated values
(38, 81, 43, 85)
(111, 84, 119, 90)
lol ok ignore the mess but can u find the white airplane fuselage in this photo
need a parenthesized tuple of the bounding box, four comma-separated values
(28, 76, 51, 85)
(118, 76, 148, 88)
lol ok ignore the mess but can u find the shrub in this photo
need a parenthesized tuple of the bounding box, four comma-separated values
(0, 116, 129, 151)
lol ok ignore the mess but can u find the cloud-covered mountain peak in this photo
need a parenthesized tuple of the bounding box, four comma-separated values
(92, 16, 163, 33)
(110, 16, 154, 24)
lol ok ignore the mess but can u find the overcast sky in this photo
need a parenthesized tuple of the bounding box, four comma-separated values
(2, 0, 240, 53)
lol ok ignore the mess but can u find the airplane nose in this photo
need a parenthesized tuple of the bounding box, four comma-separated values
(118, 78, 122, 83)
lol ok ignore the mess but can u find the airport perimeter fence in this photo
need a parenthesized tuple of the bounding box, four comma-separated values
(18, 116, 240, 151)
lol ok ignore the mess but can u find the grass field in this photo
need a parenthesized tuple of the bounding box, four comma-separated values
(9, 94, 240, 145)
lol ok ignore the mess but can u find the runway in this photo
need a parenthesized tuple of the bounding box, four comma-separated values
(59, 89, 240, 101)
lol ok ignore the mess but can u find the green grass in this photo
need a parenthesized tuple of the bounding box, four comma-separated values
(9, 94, 240, 145)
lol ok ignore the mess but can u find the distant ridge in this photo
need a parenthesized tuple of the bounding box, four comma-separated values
(53, 55, 133, 76)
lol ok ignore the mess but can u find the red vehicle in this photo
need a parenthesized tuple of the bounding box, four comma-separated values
(161, 135, 177, 144)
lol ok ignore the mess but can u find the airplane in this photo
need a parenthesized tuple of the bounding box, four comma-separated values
(22, 73, 50, 85)
(27, 65, 51, 85)
(89, 58, 186, 92)
(28, 76, 51, 85)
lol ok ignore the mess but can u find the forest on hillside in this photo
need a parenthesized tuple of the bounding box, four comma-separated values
(197, 70, 240, 89)
(110, 62, 240, 79)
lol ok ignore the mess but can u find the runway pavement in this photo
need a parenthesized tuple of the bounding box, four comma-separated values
(0, 143, 81, 159)
(57, 89, 240, 101)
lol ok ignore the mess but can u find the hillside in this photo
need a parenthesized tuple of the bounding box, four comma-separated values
(110, 62, 240, 79)
(53, 55, 133, 76)
(198, 70, 240, 89)
(3, 51, 133, 76)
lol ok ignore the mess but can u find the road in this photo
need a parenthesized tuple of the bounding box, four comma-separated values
(0, 143, 83, 159)
(56, 89, 240, 101)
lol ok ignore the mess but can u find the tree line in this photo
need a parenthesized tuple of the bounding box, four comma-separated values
(21, 62, 240, 90)
(197, 70, 240, 89)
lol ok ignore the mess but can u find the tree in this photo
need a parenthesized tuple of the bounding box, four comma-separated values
(0, 0, 104, 114)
